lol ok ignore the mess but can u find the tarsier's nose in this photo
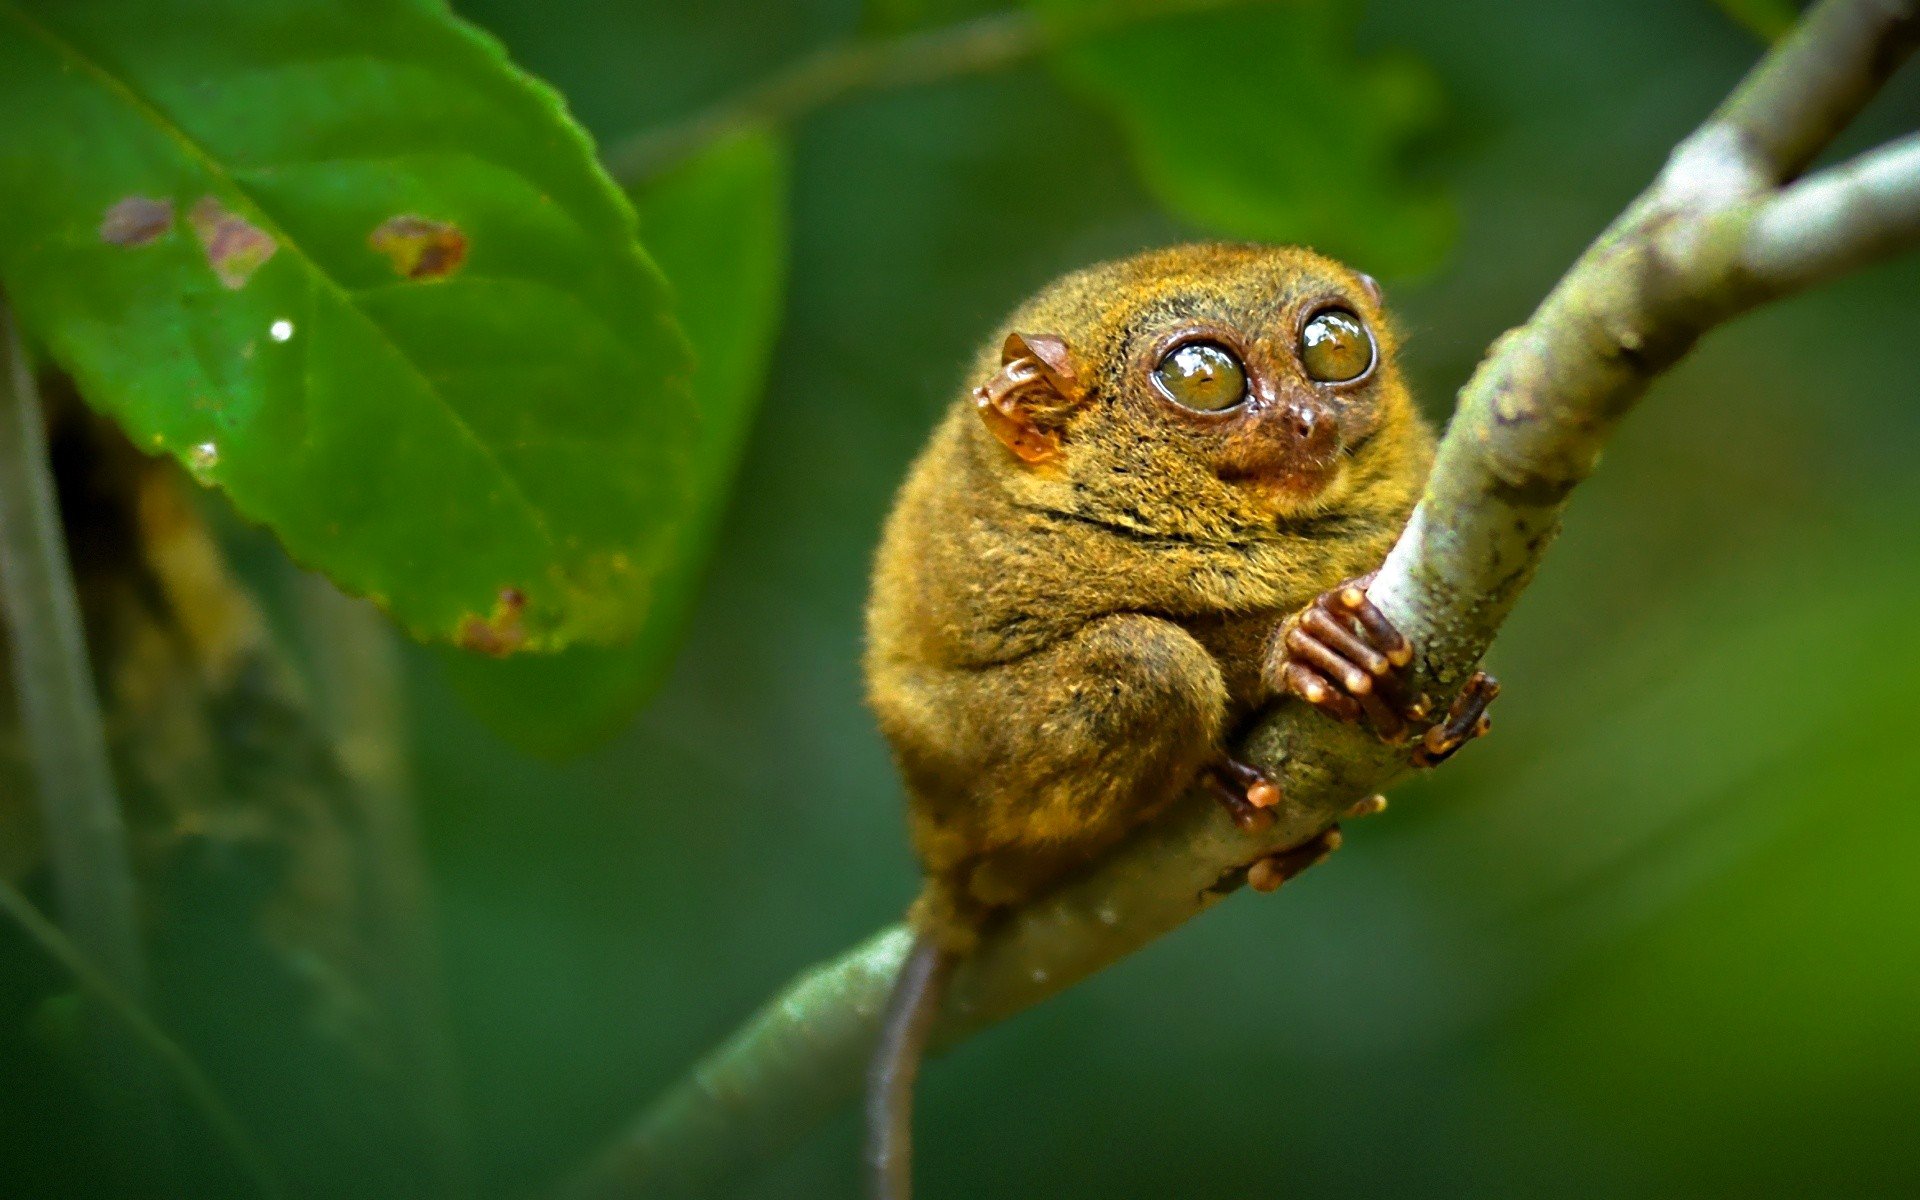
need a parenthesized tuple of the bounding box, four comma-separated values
(1282, 399, 1339, 457)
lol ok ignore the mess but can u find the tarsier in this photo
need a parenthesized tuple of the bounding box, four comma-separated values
(862, 243, 1498, 1198)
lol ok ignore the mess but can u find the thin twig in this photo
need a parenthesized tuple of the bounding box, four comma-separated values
(295, 575, 474, 1200)
(1709, 0, 1918, 180)
(0, 876, 287, 1198)
(0, 300, 174, 1177)
(0, 300, 145, 1007)
(605, 0, 1254, 184)
(560, 2, 1920, 1196)
(1742, 131, 1920, 293)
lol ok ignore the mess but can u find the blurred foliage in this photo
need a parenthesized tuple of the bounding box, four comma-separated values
(0, 0, 696, 651)
(1714, 0, 1800, 41)
(0, 0, 1918, 1197)
(1041, 0, 1457, 275)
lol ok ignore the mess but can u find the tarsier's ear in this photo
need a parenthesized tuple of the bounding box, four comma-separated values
(972, 332, 1086, 466)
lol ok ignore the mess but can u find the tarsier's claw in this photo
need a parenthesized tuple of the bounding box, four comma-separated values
(1246, 826, 1342, 893)
(1275, 578, 1500, 767)
(1203, 758, 1280, 831)
(1409, 671, 1500, 767)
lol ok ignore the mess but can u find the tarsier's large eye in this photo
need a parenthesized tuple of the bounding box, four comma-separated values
(1152, 341, 1247, 412)
(1299, 308, 1375, 383)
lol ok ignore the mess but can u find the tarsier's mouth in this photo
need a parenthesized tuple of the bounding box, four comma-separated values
(1234, 459, 1343, 502)
(1213, 438, 1343, 501)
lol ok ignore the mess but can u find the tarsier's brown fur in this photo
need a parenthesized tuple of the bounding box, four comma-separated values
(865, 242, 1434, 953)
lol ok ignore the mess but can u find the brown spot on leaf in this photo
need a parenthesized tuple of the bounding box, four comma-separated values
(457, 587, 527, 656)
(99, 196, 174, 247)
(368, 215, 468, 281)
(188, 197, 277, 289)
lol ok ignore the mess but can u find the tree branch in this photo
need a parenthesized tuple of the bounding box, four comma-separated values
(560, 2, 1920, 1195)
(1742, 132, 1920, 293)
(604, 0, 1252, 184)
(1710, 0, 1917, 179)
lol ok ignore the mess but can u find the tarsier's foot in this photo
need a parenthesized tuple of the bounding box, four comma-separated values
(1246, 826, 1343, 893)
(1203, 758, 1281, 831)
(1410, 671, 1500, 767)
(1274, 576, 1500, 767)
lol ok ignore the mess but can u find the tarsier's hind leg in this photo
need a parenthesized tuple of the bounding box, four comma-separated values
(867, 612, 1234, 1200)
(887, 612, 1234, 918)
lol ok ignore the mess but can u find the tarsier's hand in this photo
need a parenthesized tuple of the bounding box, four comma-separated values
(1269, 576, 1499, 767)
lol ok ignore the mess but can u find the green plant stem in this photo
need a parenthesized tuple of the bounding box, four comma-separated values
(605, 0, 1251, 184)
(296, 575, 474, 1200)
(0, 876, 286, 1198)
(0, 300, 144, 1004)
(561, 2, 1920, 1196)
(0, 300, 183, 1182)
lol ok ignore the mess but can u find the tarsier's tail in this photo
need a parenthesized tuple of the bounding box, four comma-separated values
(864, 931, 954, 1200)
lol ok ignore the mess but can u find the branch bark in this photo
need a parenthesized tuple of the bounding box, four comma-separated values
(561, 3, 1920, 1195)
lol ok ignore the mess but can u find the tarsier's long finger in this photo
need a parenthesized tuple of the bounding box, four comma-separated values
(1286, 620, 1407, 739)
(1347, 794, 1388, 819)
(1301, 605, 1395, 678)
(1412, 671, 1500, 768)
(1281, 662, 1362, 724)
(1202, 764, 1276, 831)
(1331, 584, 1413, 667)
(1246, 826, 1343, 893)
(1212, 758, 1281, 810)
(1436, 672, 1499, 740)
(1352, 686, 1409, 743)
(1284, 624, 1376, 696)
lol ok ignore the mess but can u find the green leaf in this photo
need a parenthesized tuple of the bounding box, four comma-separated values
(0, 0, 695, 650)
(444, 129, 790, 754)
(1038, 0, 1456, 277)
(1712, 0, 1798, 42)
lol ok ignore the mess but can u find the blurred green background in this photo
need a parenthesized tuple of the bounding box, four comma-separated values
(414, 0, 1920, 1196)
(16, 0, 1920, 1196)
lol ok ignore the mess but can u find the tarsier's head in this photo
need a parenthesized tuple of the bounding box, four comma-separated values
(967, 243, 1429, 536)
